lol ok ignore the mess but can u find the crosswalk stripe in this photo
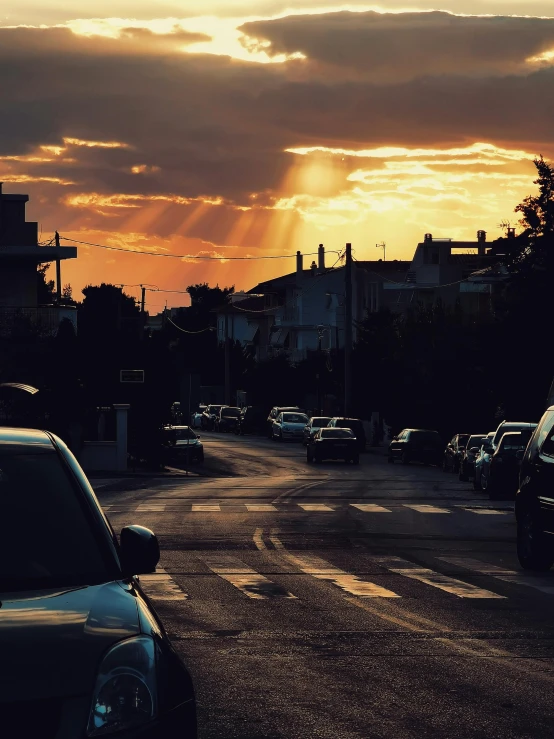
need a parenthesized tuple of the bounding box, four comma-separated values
(298, 504, 334, 511)
(246, 504, 277, 512)
(139, 567, 187, 601)
(351, 504, 392, 513)
(201, 554, 296, 599)
(268, 542, 399, 598)
(102, 505, 113, 512)
(192, 504, 221, 512)
(375, 556, 505, 599)
(460, 508, 510, 515)
(136, 504, 166, 512)
(439, 556, 554, 596)
(403, 504, 451, 514)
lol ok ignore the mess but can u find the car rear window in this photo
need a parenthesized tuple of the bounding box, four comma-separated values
(321, 429, 355, 439)
(282, 413, 309, 423)
(0, 451, 113, 591)
(167, 427, 196, 440)
(222, 408, 240, 417)
(410, 431, 440, 441)
(493, 423, 536, 447)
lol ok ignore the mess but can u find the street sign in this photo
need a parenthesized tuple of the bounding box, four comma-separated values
(120, 370, 145, 383)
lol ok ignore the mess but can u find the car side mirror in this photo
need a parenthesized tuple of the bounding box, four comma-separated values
(516, 449, 524, 461)
(120, 525, 160, 576)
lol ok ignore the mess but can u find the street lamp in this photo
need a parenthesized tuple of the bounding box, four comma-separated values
(376, 242, 386, 261)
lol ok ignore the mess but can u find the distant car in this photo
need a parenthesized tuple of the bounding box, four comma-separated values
(190, 405, 207, 429)
(388, 429, 443, 466)
(163, 425, 204, 464)
(516, 406, 554, 570)
(303, 416, 332, 446)
(201, 404, 226, 431)
(0, 427, 197, 738)
(236, 406, 266, 436)
(307, 427, 359, 464)
(479, 422, 537, 492)
(266, 406, 302, 438)
(458, 434, 487, 481)
(215, 406, 241, 433)
(473, 432, 495, 490)
(271, 411, 309, 441)
(486, 431, 530, 500)
(327, 417, 366, 452)
(442, 434, 470, 473)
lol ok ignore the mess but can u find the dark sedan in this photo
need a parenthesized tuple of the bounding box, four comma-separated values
(458, 434, 487, 482)
(443, 434, 470, 473)
(307, 427, 359, 464)
(163, 425, 204, 464)
(0, 428, 197, 738)
(388, 429, 443, 466)
(215, 406, 241, 433)
(487, 431, 532, 500)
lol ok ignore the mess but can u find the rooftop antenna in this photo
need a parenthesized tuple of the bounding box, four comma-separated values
(376, 242, 386, 261)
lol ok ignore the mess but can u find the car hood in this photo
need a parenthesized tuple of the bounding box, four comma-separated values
(0, 581, 140, 702)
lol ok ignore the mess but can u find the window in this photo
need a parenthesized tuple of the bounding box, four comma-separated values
(533, 412, 554, 457)
(320, 429, 354, 439)
(540, 415, 554, 457)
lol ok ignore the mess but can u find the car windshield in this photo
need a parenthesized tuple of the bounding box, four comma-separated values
(222, 408, 241, 417)
(171, 427, 197, 440)
(493, 423, 536, 447)
(458, 435, 470, 447)
(282, 413, 309, 423)
(336, 420, 363, 432)
(209, 405, 224, 413)
(468, 435, 486, 448)
(498, 434, 525, 451)
(410, 431, 439, 441)
(312, 417, 331, 427)
(321, 429, 355, 438)
(0, 451, 113, 591)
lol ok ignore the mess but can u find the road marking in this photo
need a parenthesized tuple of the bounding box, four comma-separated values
(102, 505, 113, 511)
(201, 554, 295, 599)
(267, 534, 399, 598)
(403, 504, 451, 514)
(351, 504, 392, 513)
(253, 528, 267, 551)
(440, 556, 554, 596)
(460, 508, 510, 515)
(298, 503, 334, 511)
(139, 567, 187, 601)
(191, 504, 221, 512)
(246, 504, 277, 512)
(136, 504, 166, 512)
(272, 479, 324, 503)
(375, 556, 505, 599)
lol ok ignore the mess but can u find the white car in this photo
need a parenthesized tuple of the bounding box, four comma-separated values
(272, 411, 309, 441)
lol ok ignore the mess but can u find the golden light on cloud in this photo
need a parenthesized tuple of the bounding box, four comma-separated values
(131, 164, 161, 174)
(64, 192, 228, 210)
(286, 142, 535, 162)
(63, 137, 130, 149)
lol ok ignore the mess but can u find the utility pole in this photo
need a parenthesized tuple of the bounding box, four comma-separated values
(376, 242, 386, 261)
(55, 231, 62, 303)
(344, 243, 353, 417)
(224, 309, 231, 406)
(140, 285, 146, 314)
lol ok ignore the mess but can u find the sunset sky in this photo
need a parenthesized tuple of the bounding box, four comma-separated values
(1, 1, 553, 311)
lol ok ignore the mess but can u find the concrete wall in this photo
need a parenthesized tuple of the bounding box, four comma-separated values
(80, 441, 119, 471)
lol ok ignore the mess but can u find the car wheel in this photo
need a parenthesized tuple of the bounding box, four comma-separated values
(517, 511, 554, 571)
(401, 451, 410, 465)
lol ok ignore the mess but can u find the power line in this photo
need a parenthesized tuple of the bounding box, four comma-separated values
(58, 235, 339, 261)
(166, 316, 215, 334)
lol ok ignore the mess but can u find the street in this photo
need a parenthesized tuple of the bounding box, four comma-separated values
(96, 435, 554, 739)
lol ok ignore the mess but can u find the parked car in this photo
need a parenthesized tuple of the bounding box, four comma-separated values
(442, 434, 470, 473)
(458, 434, 487, 481)
(190, 405, 207, 429)
(479, 422, 537, 492)
(327, 417, 366, 452)
(388, 429, 443, 466)
(307, 427, 359, 464)
(0, 427, 197, 738)
(201, 404, 226, 431)
(473, 432, 495, 490)
(162, 425, 204, 464)
(486, 431, 530, 500)
(236, 406, 266, 436)
(271, 411, 309, 441)
(215, 406, 241, 433)
(516, 406, 554, 570)
(303, 416, 332, 446)
(266, 406, 302, 437)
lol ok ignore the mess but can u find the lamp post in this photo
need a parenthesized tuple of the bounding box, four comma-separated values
(376, 242, 386, 261)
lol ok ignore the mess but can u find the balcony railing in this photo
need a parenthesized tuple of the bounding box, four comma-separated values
(0, 305, 77, 338)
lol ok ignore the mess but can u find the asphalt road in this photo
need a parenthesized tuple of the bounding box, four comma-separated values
(95, 433, 554, 739)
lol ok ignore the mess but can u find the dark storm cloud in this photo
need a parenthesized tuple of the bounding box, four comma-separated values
(240, 11, 554, 81)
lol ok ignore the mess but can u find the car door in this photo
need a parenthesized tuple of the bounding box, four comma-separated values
(389, 430, 405, 459)
(532, 420, 554, 534)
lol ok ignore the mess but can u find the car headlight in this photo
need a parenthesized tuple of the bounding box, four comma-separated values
(87, 636, 158, 736)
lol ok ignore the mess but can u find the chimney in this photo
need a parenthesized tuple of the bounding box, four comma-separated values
(296, 250, 303, 282)
(477, 230, 487, 256)
(310, 260, 317, 276)
(318, 244, 325, 272)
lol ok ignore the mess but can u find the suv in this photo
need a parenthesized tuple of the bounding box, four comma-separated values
(479, 421, 537, 493)
(327, 418, 366, 452)
(516, 406, 554, 570)
(442, 434, 470, 473)
(266, 406, 302, 438)
(388, 429, 443, 466)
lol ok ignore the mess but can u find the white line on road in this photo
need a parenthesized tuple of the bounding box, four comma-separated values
(298, 503, 334, 511)
(191, 504, 221, 512)
(459, 508, 511, 515)
(403, 504, 451, 514)
(439, 556, 554, 596)
(201, 554, 296, 599)
(246, 504, 277, 512)
(375, 556, 505, 599)
(253, 528, 267, 550)
(351, 504, 392, 513)
(139, 567, 187, 601)
(136, 504, 166, 512)
(102, 505, 113, 511)
(268, 532, 399, 598)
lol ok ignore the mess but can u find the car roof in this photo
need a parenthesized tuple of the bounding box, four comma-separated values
(0, 426, 55, 451)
